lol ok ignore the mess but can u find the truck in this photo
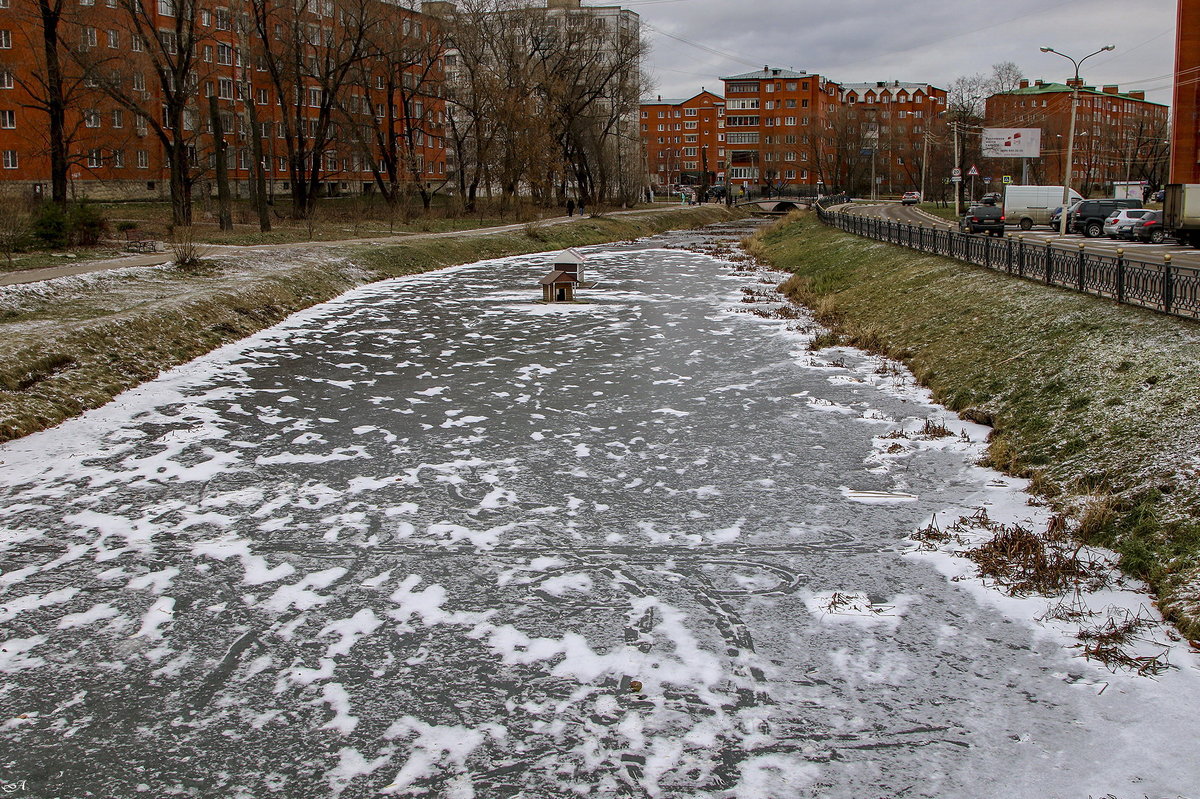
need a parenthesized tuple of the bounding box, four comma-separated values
(1002, 184, 1084, 230)
(1162, 184, 1200, 248)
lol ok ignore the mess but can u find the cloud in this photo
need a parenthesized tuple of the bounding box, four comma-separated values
(633, 0, 1174, 105)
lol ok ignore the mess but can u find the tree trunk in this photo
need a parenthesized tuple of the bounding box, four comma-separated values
(247, 99, 271, 232)
(209, 96, 233, 232)
(37, 0, 68, 205)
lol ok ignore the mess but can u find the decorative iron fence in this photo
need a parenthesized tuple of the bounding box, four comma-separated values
(815, 206, 1200, 321)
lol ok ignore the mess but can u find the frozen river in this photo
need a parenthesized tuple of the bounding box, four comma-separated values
(1, 223, 1198, 798)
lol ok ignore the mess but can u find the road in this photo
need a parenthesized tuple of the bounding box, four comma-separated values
(2, 221, 1198, 798)
(848, 202, 1200, 270)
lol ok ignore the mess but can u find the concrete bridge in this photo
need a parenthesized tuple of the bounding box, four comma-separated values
(733, 199, 810, 215)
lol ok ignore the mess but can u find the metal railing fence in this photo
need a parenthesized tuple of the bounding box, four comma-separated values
(815, 206, 1200, 321)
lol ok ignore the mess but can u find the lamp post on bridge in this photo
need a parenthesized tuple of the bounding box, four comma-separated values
(1040, 44, 1115, 236)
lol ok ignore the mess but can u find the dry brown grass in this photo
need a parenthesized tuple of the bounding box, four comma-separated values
(964, 511, 1110, 596)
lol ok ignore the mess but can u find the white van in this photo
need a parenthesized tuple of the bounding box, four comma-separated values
(1003, 185, 1084, 230)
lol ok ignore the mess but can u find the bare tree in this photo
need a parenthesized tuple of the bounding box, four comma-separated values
(249, 0, 372, 219)
(346, 0, 448, 212)
(0, 0, 95, 205)
(75, 0, 211, 225)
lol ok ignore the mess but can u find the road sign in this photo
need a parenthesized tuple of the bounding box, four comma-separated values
(967, 165, 979, 177)
(951, 168, 962, 177)
(983, 177, 992, 185)
(951, 176, 962, 183)
(1002, 175, 1013, 184)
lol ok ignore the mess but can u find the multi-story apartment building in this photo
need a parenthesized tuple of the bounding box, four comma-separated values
(1171, 0, 1200, 184)
(0, 0, 448, 204)
(720, 67, 841, 193)
(837, 81, 947, 196)
(985, 79, 1169, 194)
(639, 90, 723, 189)
(642, 67, 947, 195)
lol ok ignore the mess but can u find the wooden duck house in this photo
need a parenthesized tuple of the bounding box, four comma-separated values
(539, 248, 596, 302)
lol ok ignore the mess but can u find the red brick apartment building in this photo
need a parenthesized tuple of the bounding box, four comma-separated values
(640, 68, 947, 195)
(1172, 0, 1200, 183)
(639, 89, 723, 189)
(0, 0, 448, 203)
(985, 79, 1169, 193)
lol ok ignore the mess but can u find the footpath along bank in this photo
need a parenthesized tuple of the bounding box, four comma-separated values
(0, 206, 739, 445)
(746, 210, 1200, 640)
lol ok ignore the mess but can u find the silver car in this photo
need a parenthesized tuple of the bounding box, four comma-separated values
(1104, 208, 1150, 239)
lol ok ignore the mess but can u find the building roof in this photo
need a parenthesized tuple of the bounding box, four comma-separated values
(539, 270, 579, 285)
(640, 90, 724, 106)
(721, 67, 809, 81)
(996, 82, 1166, 106)
(841, 81, 938, 93)
(553, 247, 586, 265)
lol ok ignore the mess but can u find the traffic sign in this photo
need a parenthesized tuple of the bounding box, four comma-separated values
(951, 168, 962, 177)
(1002, 175, 1013, 184)
(967, 165, 979, 177)
(983, 177, 992, 185)
(951, 176, 962, 183)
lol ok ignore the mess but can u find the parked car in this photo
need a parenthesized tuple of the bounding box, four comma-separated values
(960, 203, 1005, 236)
(979, 192, 1002, 205)
(1131, 210, 1166, 244)
(1103, 208, 1151, 238)
(1049, 201, 1081, 230)
(1070, 198, 1143, 238)
(1152, 189, 1165, 203)
(901, 191, 921, 205)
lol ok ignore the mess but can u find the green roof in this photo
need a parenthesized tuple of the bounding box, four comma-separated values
(997, 82, 1165, 106)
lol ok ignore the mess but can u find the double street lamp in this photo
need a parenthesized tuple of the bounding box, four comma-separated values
(1040, 44, 1115, 235)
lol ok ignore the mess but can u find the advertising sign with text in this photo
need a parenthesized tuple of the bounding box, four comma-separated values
(981, 128, 1042, 158)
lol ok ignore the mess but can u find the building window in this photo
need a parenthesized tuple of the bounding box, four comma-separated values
(88, 149, 103, 168)
(0, 109, 12, 128)
(0, 71, 12, 89)
(786, 82, 796, 90)
(785, 116, 796, 126)
(218, 43, 233, 65)
(684, 121, 697, 129)
(131, 35, 142, 52)
(684, 108, 697, 116)
(112, 109, 123, 127)
(112, 150, 125, 168)
(2, 150, 17, 169)
(218, 78, 234, 99)
(85, 109, 100, 127)
(158, 0, 175, 15)
(133, 73, 145, 91)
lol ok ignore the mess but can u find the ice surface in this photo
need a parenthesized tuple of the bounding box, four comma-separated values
(1, 227, 1198, 798)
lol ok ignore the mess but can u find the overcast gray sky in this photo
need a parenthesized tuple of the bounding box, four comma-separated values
(625, 0, 1178, 106)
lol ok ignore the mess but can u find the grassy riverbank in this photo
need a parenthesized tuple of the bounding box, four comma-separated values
(746, 211, 1200, 639)
(0, 205, 739, 445)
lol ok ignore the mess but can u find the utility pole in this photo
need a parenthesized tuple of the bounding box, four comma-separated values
(953, 120, 961, 216)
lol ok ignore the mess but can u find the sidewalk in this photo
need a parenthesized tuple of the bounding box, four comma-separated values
(0, 206, 689, 288)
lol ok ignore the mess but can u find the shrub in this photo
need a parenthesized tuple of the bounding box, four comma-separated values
(32, 202, 69, 248)
(67, 203, 109, 245)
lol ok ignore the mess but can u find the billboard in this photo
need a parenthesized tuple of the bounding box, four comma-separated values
(981, 128, 1042, 158)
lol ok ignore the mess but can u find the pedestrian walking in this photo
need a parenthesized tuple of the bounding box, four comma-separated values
(566, 198, 575, 217)
(578, 199, 586, 216)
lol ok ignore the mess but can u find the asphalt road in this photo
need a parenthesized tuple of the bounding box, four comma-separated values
(849, 202, 1200, 270)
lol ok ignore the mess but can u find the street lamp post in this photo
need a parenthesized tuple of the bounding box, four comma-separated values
(1041, 44, 1115, 236)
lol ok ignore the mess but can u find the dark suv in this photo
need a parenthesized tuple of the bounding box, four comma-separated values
(960, 203, 1005, 236)
(1070, 198, 1142, 238)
